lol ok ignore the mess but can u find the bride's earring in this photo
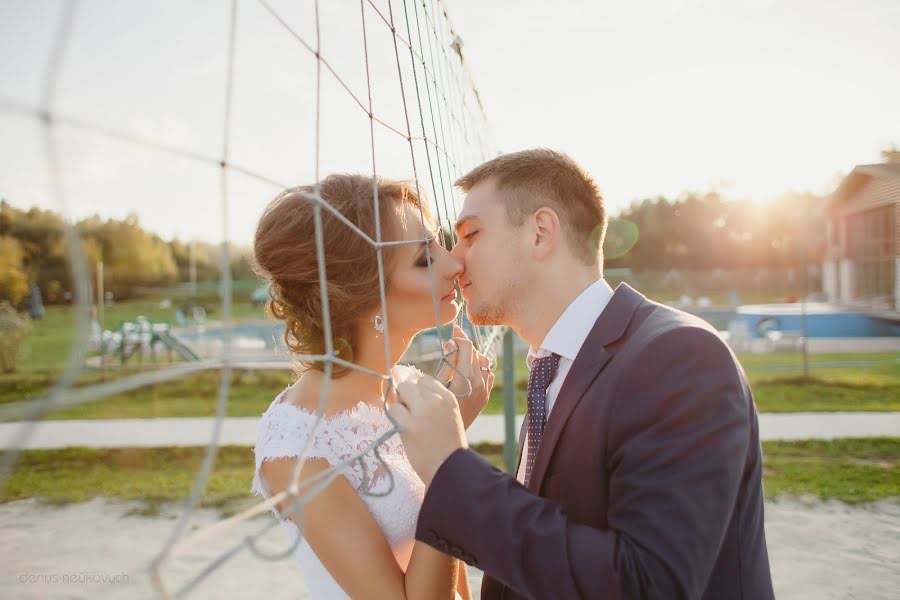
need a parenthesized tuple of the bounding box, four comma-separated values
(373, 314, 385, 334)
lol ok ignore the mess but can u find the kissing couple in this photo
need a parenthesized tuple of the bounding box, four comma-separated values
(251, 149, 774, 599)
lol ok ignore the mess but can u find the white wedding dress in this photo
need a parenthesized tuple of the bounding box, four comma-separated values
(252, 364, 441, 599)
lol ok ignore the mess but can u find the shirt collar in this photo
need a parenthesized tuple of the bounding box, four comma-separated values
(526, 277, 615, 369)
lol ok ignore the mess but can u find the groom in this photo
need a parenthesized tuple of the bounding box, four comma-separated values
(389, 149, 774, 599)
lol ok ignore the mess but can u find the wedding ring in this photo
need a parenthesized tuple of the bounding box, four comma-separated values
(480, 366, 490, 372)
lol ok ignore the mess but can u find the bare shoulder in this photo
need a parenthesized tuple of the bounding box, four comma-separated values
(278, 370, 338, 415)
(260, 454, 335, 516)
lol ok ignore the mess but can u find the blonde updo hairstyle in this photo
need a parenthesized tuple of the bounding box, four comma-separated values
(251, 174, 434, 378)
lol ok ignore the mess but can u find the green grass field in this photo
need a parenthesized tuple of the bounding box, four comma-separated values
(1, 353, 897, 421)
(2, 438, 897, 517)
(487, 352, 900, 415)
(3, 298, 895, 517)
(1, 295, 898, 419)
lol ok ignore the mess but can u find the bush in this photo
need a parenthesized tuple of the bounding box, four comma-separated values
(0, 301, 31, 373)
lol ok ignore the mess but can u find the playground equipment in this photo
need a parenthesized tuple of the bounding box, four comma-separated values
(90, 316, 199, 366)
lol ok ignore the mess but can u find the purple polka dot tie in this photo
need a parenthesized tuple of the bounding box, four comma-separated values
(525, 352, 560, 486)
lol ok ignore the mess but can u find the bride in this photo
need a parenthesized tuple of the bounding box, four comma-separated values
(250, 174, 494, 599)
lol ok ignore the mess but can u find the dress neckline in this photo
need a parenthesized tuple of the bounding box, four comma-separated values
(268, 363, 423, 422)
(271, 387, 389, 422)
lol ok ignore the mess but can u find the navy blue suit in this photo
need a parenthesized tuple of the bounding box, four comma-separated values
(416, 283, 774, 599)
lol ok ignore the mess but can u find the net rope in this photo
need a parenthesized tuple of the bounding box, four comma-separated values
(0, 0, 497, 597)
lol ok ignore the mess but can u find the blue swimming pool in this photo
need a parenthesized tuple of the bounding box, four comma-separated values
(689, 303, 900, 338)
(172, 321, 285, 357)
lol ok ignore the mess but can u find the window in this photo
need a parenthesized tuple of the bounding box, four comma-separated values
(847, 204, 896, 304)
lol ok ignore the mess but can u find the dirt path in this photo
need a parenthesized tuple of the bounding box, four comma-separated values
(1, 496, 898, 599)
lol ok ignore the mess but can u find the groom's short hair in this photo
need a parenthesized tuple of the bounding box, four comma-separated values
(454, 149, 607, 266)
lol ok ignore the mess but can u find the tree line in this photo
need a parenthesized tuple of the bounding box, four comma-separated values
(0, 189, 827, 306)
(604, 190, 826, 271)
(0, 200, 255, 305)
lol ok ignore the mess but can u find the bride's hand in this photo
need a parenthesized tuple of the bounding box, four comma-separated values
(436, 324, 494, 430)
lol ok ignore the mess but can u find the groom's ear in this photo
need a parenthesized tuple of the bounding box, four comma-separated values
(531, 206, 560, 260)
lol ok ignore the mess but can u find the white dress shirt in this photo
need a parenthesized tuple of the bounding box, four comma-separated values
(516, 277, 615, 484)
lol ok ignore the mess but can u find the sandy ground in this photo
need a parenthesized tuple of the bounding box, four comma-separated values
(1, 497, 898, 599)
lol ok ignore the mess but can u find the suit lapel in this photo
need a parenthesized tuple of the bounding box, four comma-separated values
(526, 283, 646, 493)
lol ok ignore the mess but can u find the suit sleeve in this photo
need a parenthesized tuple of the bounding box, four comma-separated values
(415, 327, 751, 599)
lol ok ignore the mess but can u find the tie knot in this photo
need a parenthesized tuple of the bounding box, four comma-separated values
(527, 352, 561, 397)
(532, 352, 560, 374)
(532, 352, 559, 369)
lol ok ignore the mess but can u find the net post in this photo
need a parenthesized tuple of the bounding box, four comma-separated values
(502, 326, 517, 474)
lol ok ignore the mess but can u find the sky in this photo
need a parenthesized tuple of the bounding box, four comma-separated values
(1, 0, 898, 246)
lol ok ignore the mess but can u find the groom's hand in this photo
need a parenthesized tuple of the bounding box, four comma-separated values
(389, 376, 468, 486)
(436, 324, 494, 430)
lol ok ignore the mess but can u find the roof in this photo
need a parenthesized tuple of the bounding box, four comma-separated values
(854, 162, 900, 180)
(831, 162, 900, 208)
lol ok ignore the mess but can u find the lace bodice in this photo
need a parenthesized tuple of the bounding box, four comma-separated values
(251, 364, 427, 599)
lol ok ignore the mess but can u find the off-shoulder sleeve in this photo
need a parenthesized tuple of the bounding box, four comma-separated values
(251, 406, 340, 499)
